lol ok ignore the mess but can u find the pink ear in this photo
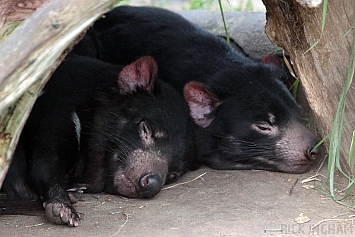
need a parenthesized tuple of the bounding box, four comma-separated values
(261, 55, 282, 68)
(184, 81, 222, 128)
(118, 56, 158, 94)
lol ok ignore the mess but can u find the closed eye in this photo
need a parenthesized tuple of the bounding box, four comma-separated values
(252, 122, 278, 136)
(257, 124, 271, 131)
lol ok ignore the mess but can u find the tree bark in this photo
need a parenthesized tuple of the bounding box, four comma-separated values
(262, 0, 354, 173)
(0, 0, 120, 186)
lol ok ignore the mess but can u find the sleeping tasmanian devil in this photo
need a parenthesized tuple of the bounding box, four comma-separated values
(1, 54, 198, 226)
(75, 5, 322, 173)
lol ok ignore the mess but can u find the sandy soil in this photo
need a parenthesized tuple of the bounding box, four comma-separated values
(1, 3, 353, 237)
(1, 166, 354, 237)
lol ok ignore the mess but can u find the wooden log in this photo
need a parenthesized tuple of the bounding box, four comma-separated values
(262, 0, 354, 173)
(0, 0, 121, 186)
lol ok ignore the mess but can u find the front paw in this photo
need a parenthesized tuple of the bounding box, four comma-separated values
(43, 202, 81, 227)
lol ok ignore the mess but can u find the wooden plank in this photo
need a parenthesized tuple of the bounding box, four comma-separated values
(0, 0, 121, 185)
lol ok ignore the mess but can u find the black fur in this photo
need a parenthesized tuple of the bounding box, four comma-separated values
(2, 54, 198, 226)
(74, 6, 321, 173)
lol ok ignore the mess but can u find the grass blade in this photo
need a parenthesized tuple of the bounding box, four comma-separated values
(304, 0, 328, 54)
(349, 130, 355, 174)
(326, 0, 355, 203)
(218, 0, 230, 44)
(321, 0, 328, 33)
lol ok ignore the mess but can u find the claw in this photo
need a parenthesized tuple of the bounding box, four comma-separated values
(44, 202, 81, 226)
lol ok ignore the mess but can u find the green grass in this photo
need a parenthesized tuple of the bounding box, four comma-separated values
(184, 0, 256, 11)
(183, 0, 214, 10)
(265, 0, 355, 208)
(306, 0, 355, 208)
(218, 0, 230, 44)
(122, 0, 355, 208)
(233, 0, 254, 11)
(120, 0, 259, 11)
(304, 0, 328, 54)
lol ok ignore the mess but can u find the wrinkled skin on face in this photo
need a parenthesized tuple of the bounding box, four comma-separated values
(72, 56, 197, 199)
(183, 69, 320, 173)
(108, 149, 168, 198)
(71, 6, 321, 173)
(2, 55, 198, 227)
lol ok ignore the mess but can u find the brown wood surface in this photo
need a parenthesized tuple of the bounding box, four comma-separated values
(262, 0, 354, 173)
(0, 0, 121, 186)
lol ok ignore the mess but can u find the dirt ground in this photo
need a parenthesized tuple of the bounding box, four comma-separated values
(1, 165, 354, 237)
(1, 2, 354, 237)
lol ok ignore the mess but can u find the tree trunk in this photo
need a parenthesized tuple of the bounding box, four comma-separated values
(0, 0, 120, 186)
(262, 0, 354, 173)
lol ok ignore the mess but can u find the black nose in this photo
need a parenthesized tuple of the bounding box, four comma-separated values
(138, 174, 163, 198)
(306, 144, 319, 160)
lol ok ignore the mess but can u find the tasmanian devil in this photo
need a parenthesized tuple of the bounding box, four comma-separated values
(74, 5, 321, 173)
(1, 54, 198, 226)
